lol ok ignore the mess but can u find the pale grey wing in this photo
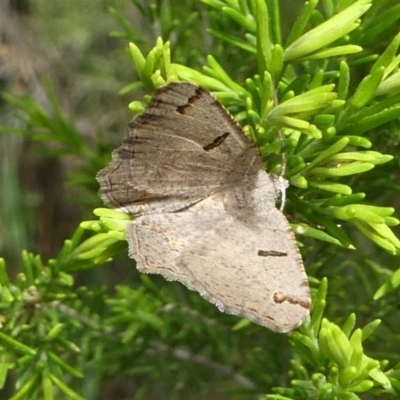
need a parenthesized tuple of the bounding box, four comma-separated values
(179, 208, 310, 332)
(97, 83, 263, 215)
(128, 209, 227, 283)
(128, 206, 310, 332)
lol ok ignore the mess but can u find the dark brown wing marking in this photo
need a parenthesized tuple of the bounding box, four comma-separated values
(203, 132, 230, 151)
(258, 250, 287, 257)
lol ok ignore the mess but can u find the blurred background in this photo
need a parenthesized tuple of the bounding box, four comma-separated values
(1, 1, 400, 399)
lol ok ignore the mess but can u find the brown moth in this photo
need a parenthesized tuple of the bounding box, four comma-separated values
(97, 82, 310, 332)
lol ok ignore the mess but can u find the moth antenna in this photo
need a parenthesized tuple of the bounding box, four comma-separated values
(271, 84, 288, 210)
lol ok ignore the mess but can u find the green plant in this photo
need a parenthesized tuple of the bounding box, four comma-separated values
(1, 0, 400, 399)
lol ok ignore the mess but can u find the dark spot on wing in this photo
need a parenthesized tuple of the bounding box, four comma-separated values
(273, 292, 310, 309)
(117, 149, 133, 159)
(177, 87, 203, 114)
(258, 250, 287, 257)
(203, 132, 230, 151)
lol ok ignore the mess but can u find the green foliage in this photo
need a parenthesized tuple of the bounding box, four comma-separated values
(1, 0, 400, 399)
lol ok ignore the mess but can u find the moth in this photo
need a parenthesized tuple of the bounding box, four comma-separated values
(97, 82, 310, 332)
